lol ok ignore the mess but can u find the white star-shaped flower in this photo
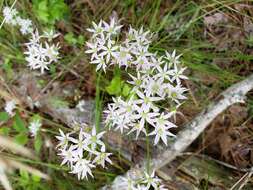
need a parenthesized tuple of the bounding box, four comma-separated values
(56, 129, 70, 149)
(142, 171, 161, 189)
(165, 50, 181, 66)
(103, 17, 122, 36)
(167, 64, 188, 84)
(149, 123, 176, 146)
(135, 91, 161, 112)
(83, 126, 106, 151)
(3, 6, 18, 25)
(71, 157, 95, 180)
(28, 119, 42, 137)
(87, 20, 104, 37)
(16, 17, 33, 35)
(58, 145, 77, 167)
(100, 39, 119, 63)
(69, 128, 87, 155)
(92, 151, 112, 168)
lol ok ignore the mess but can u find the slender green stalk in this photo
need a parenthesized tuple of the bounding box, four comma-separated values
(95, 71, 102, 132)
(145, 123, 150, 174)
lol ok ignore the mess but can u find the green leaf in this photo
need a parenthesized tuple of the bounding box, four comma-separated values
(49, 64, 56, 75)
(122, 84, 132, 97)
(13, 113, 27, 133)
(20, 170, 29, 180)
(0, 112, 9, 122)
(32, 174, 41, 182)
(50, 1, 69, 20)
(37, 1, 49, 22)
(34, 134, 43, 154)
(2, 58, 13, 79)
(15, 133, 28, 145)
(32, 0, 69, 24)
(106, 75, 122, 95)
(64, 33, 77, 45)
(0, 127, 10, 136)
(77, 35, 85, 45)
(64, 33, 85, 46)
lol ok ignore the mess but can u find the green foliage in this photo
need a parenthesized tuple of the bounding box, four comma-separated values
(122, 83, 131, 97)
(49, 64, 57, 76)
(0, 127, 10, 136)
(13, 113, 27, 133)
(2, 58, 13, 79)
(0, 112, 9, 122)
(13, 113, 28, 145)
(64, 33, 85, 46)
(106, 68, 131, 97)
(15, 170, 50, 190)
(106, 74, 122, 95)
(32, 0, 69, 24)
(34, 134, 43, 154)
(14, 133, 29, 145)
(123, 0, 135, 7)
(248, 98, 253, 116)
(246, 35, 253, 47)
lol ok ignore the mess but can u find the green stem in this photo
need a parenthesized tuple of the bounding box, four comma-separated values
(145, 123, 150, 173)
(95, 71, 102, 132)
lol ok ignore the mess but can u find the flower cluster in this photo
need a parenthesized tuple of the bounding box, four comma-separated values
(3, 6, 33, 35)
(2, 6, 60, 74)
(86, 18, 188, 146)
(56, 125, 112, 180)
(4, 100, 16, 117)
(85, 19, 123, 72)
(24, 30, 60, 74)
(119, 171, 167, 190)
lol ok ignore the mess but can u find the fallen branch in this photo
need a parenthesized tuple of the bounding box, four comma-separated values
(103, 74, 253, 190)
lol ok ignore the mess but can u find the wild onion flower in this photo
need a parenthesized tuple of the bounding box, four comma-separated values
(2, 6, 33, 35)
(28, 118, 42, 137)
(56, 129, 70, 149)
(24, 30, 60, 74)
(16, 17, 33, 35)
(42, 29, 60, 41)
(71, 157, 95, 179)
(118, 170, 167, 190)
(3, 6, 18, 25)
(56, 125, 112, 180)
(85, 18, 122, 72)
(4, 100, 16, 116)
(92, 151, 112, 168)
(142, 171, 162, 189)
(86, 18, 189, 146)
